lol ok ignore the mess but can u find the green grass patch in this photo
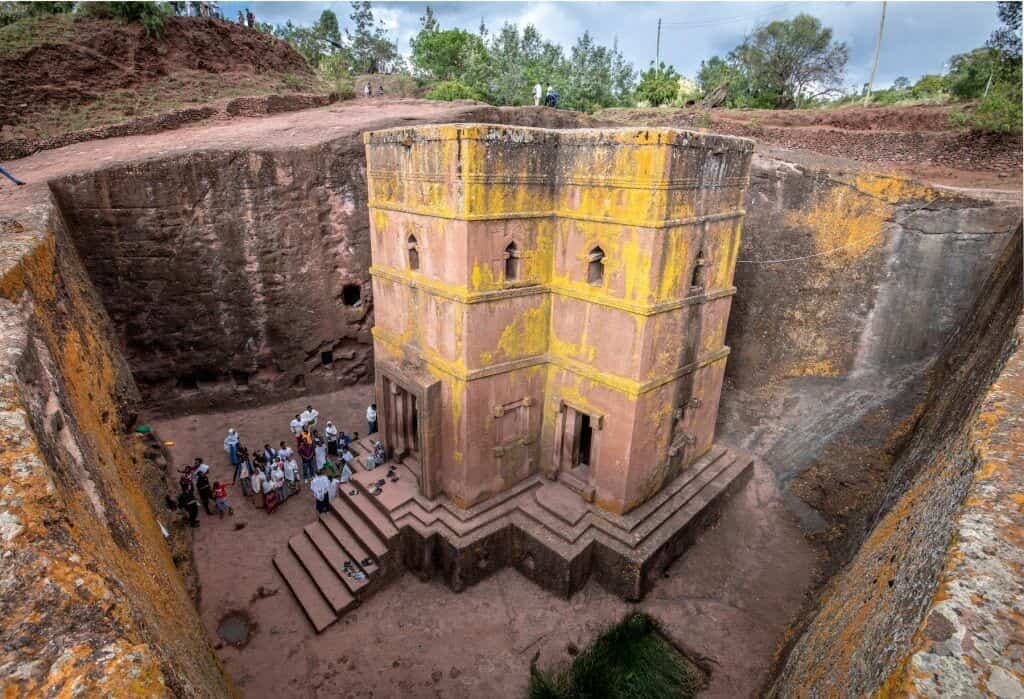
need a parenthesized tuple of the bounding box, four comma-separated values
(529, 612, 704, 699)
(0, 14, 77, 54)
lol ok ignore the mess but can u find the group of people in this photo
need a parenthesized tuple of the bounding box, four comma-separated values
(236, 7, 255, 27)
(533, 82, 560, 108)
(174, 402, 387, 527)
(363, 82, 386, 98)
(176, 458, 232, 528)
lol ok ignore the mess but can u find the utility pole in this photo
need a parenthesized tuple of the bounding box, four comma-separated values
(864, 0, 887, 107)
(655, 18, 661, 70)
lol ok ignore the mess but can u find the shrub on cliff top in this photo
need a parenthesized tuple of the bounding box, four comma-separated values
(426, 80, 486, 102)
(79, 2, 171, 37)
(529, 612, 703, 699)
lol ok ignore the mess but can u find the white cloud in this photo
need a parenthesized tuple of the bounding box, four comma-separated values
(221, 1, 1001, 87)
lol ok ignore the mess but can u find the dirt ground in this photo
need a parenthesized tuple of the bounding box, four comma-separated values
(0, 15, 317, 142)
(595, 103, 1022, 190)
(149, 385, 821, 699)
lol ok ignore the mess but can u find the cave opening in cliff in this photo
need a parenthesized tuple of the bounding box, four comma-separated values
(341, 284, 361, 306)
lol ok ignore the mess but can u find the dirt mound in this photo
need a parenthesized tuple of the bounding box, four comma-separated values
(598, 103, 964, 133)
(0, 16, 312, 132)
(595, 104, 1022, 186)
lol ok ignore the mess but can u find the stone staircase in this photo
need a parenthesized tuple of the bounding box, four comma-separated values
(275, 440, 755, 630)
(272, 438, 400, 633)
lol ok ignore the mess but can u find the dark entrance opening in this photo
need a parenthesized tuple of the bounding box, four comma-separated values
(320, 350, 333, 366)
(341, 284, 361, 306)
(578, 413, 593, 466)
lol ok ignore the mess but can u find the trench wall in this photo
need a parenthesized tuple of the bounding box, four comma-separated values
(0, 209, 231, 695)
(772, 228, 1022, 697)
(720, 146, 1021, 558)
(43, 115, 1020, 553)
(49, 108, 600, 415)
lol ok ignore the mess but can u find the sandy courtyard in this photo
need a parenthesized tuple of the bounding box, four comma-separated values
(149, 385, 820, 698)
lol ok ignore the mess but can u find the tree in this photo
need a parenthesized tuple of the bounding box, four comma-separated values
(563, 31, 617, 112)
(410, 27, 485, 80)
(609, 38, 636, 104)
(347, 1, 399, 74)
(418, 5, 438, 34)
(911, 74, 946, 98)
(946, 47, 1001, 98)
(486, 22, 529, 105)
(729, 13, 848, 108)
(696, 55, 754, 107)
(892, 76, 911, 91)
(635, 63, 681, 106)
(275, 10, 346, 67)
(987, 1, 1021, 62)
(314, 9, 343, 49)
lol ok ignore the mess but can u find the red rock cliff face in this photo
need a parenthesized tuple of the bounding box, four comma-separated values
(719, 146, 1021, 561)
(771, 229, 1022, 697)
(52, 140, 376, 414)
(0, 210, 231, 696)
(47, 107, 606, 415)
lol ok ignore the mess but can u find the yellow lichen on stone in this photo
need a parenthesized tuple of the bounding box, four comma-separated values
(786, 185, 888, 266)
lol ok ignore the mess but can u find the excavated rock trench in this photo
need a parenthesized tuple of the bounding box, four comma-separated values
(1, 101, 1020, 696)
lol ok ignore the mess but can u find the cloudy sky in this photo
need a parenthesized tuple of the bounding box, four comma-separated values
(220, 1, 1002, 89)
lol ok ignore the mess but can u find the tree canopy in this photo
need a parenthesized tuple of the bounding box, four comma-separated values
(636, 63, 682, 107)
(346, 1, 399, 74)
(696, 14, 847, 108)
(406, 11, 636, 112)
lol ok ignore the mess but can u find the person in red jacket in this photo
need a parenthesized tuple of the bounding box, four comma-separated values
(212, 481, 233, 518)
(297, 436, 316, 484)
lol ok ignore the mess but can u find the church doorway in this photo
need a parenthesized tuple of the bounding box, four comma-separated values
(383, 376, 420, 472)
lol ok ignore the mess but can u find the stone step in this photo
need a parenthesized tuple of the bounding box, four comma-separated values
(319, 512, 380, 578)
(558, 469, 595, 502)
(288, 533, 356, 614)
(350, 437, 375, 456)
(303, 521, 372, 596)
(330, 495, 388, 561)
(628, 452, 739, 545)
(345, 480, 400, 541)
(273, 549, 338, 633)
(634, 454, 754, 558)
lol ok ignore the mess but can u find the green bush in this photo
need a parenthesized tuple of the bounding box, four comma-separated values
(79, 2, 171, 37)
(911, 74, 947, 98)
(529, 612, 703, 699)
(281, 73, 307, 91)
(426, 80, 486, 102)
(950, 83, 1023, 133)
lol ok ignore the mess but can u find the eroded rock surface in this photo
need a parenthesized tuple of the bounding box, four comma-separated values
(720, 145, 1021, 559)
(772, 229, 1022, 697)
(0, 216, 230, 696)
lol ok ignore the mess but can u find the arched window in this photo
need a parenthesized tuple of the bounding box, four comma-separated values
(690, 249, 706, 290)
(504, 242, 519, 281)
(587, 246, 605, 285)
(407, 234, 419, 271)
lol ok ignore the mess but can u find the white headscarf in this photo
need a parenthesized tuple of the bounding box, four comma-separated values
(310, 474, 330, 500)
